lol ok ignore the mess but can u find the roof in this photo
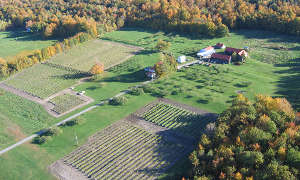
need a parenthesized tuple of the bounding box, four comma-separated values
(225, 47, 244, 54)
(216, 43, 224, 47)
(199, 46, 215, 53)
(211, 53, 231, 61)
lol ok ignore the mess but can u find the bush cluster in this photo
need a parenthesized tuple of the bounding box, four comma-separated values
(32, 127, 62, 145)
(109, 96, 128, 106)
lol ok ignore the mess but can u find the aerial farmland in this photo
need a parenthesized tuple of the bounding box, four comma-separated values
(0, 0, 300, 179)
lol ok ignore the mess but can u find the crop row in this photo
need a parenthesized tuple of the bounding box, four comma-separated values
(143, 103, 210, 137)
(63, 124, 187, 179)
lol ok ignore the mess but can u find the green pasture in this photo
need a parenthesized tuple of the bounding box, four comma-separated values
(0, 31, 56, 58)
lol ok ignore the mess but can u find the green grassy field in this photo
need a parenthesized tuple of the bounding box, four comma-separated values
(50, 94, 85, 114)
(0, 90, 55, 147)
(0, 31, 56, 58)
(80, 28, 300, 112)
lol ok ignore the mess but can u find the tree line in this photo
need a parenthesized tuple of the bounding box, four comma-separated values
(0, 32, 95, 76)
(0, 0, 299, 38)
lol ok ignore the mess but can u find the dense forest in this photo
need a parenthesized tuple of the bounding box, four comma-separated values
(0, 0, 300, 38)
(189, 95, 300, 180)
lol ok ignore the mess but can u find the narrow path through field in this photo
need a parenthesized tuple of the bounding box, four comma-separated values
(0, 80, 153, 156)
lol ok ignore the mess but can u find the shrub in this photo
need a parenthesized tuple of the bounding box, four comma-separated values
(65, 117, 85, 126)
(44, 127, 62, 136)
(109, 96, 128, 105)
(32, 136, 47, 144)
(129, 88, 144, 96)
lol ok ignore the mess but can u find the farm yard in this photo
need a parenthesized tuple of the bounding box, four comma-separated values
(51, 99, 209, 180)
(0, 30, 56, 58)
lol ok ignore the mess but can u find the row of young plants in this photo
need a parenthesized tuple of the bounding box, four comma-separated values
(63, 124, 187, 179)
(0, 32, 95, 76)
(142, 103, 210, 137)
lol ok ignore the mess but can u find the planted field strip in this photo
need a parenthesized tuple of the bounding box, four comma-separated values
(62, 121, 189, 180)
(4, 63, 80, 99)
(142, 103, 213, 137)
(49, 94, 86, 114)
(50, 39, 142, 72)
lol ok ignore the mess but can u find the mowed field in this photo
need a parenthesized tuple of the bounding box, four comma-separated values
(0, 31, 56, 58)
(4, 39, 141, 99)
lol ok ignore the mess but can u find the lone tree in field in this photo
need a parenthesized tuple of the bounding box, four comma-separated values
(89, 63, 104, 75)
(155, 39, 171, 52)
(189, 94, 299, 180)
(154, 53, 177, 78)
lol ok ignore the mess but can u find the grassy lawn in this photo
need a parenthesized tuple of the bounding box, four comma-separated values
(0, 90, 55, 147)
(0, 94, 156, 180)
(0, 30, 56, 58)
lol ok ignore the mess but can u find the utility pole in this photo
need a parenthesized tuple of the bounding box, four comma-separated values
(74, 129, 78, 146)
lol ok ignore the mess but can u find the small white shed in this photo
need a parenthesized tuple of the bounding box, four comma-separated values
(177, 56, 186, 64)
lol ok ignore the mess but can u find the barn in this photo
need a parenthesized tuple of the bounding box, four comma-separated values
(210, 53, 232, 64)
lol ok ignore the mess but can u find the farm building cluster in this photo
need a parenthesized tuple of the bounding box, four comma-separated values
(145, 43, 249, 79)
(196, 43, 248, 64)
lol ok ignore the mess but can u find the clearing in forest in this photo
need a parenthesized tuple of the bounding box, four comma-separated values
(50, 99, 215, 180)
(0, 30, 56, 58)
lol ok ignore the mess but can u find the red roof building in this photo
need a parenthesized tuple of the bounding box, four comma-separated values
(215, 43, 226, 49)
(225, 47, 248, 57)
(211, 53, 231, 64)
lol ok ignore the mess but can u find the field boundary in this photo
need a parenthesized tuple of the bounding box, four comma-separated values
(0, 82, 94, 118)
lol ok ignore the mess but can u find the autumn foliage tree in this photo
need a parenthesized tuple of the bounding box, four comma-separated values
(89, 63, 104, 75)
(155, 39, 171, 52)
(154, 53, 177, 78)
(189, 94, 300, 180)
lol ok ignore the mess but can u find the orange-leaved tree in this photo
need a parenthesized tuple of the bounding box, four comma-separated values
(90, 63, 104, 75)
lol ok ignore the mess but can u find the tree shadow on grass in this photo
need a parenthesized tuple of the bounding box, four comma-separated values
(102, 70, 146, 84)
(3, 30, 59, 41)
(275, 58, 300, 111)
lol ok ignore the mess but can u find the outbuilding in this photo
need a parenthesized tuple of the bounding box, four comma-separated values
(197, 46, 216, 58)
(177, 56, 186, 64)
